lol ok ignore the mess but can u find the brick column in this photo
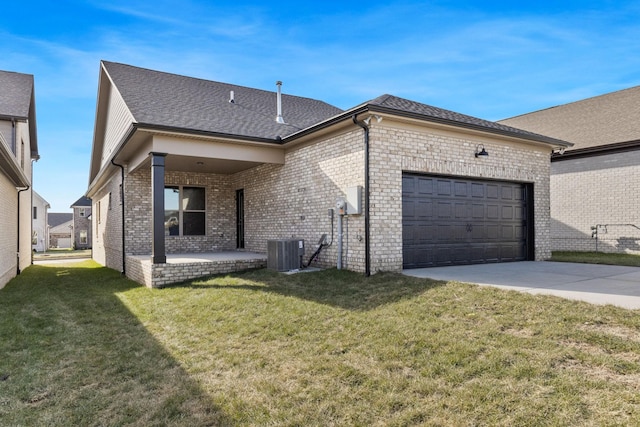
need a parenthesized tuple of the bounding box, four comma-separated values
(150, 152, 167, 264)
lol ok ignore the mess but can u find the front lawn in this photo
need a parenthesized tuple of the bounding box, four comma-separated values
(2, 262, 640, 425)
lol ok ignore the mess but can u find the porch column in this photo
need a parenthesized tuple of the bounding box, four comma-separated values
(150, 152, 167, 264)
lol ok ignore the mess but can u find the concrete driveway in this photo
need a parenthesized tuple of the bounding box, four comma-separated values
(403, 261, 640, 309)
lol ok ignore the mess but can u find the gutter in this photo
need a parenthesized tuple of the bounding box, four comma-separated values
(17, 185, 30, 274)
(352, 115, 371, 277)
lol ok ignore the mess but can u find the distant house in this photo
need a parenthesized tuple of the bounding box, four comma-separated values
(48, 213, 73, 249)
(32, 191, 50, 252)
(70, 196, 92, 249)
(87, 61, 570, 287)
(500, 86, 640, 254)
(0, 69, 39, 288)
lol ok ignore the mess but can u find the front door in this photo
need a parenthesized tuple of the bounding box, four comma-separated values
(236, 189, 245, 249)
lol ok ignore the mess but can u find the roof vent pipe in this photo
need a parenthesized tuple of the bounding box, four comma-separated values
(275, 81, 285, 124)
(229, 90, 235, 103)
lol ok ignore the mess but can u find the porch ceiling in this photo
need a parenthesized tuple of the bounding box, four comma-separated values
(121, 130, 285, 175)
(137, 154, 264, 174)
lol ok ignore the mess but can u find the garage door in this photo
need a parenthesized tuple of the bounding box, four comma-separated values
(402, 173, 533, 268)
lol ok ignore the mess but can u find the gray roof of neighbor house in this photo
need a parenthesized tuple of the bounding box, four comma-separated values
(499, 85, 640, 152)
(70, 195, 91, 208)
(48, 213, 73, 228)
(102, 61, 344, 140)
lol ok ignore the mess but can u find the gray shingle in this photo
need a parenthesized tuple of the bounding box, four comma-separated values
(102, 61, 343, 140)
(48, 213, 73, 228)
(0, 70, 34, 119)
(366, 94, 570, 146)
(70, 195, 91, 208)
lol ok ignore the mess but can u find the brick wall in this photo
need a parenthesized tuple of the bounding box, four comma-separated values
(92, 169, 124, 271)
(551, 150, 640, 253)
(232, 130, 365, 271)
(126, 256, 267, 288)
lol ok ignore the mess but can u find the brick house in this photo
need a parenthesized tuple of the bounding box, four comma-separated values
(87, 61, 570, 287)
(70, 195, 92, 249)
(500, 86, 640, 254)
(0, 70, 38, 289)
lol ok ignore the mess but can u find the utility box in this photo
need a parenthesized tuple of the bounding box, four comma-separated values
(267, 239, 305, 271)
(346, 186, 362, 215)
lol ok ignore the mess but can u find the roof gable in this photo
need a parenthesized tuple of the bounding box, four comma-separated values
(101, 61, 343, 140)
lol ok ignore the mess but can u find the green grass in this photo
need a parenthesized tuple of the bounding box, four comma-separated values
(33, 248, 92, 259)
(2, 262, 640, 425)
(551, 251, 640, 267)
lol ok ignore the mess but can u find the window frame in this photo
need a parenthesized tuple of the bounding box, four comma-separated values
(164, 185, 206, 237)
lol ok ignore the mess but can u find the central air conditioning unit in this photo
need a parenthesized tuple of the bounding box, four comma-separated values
(267, 239, 304, 271)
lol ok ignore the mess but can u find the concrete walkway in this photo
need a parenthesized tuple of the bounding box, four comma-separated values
(403, 261, 640, 309)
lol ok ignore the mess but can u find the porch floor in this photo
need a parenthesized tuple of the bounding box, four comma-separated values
(126, 251, 267, 288)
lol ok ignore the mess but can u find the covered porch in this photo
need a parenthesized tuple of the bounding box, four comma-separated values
(126, 251, 267, 288)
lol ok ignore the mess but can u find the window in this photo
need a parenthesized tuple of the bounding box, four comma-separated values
(108, 192, 112, 210)
(97, 202, 101, 224)
(32, 230, 38, 245)
(79, 208, 86, 217)
(21, 141, 24, 169)
(80, 230, 87, 245)
(33, 206, 37, 219)
(164, 186, 205, 236)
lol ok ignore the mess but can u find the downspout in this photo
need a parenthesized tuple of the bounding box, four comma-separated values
(30, 157, 39, 264)
(111, 158, 126, 275)
(352, 115, 371, 277)
(17, 185, 30, 274)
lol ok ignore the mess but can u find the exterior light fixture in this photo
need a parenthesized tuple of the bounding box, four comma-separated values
(475, 144, 488, 158)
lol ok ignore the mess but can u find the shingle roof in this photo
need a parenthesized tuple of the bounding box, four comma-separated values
(102, 61, 344, 140)
(498, 85, 640, 151)
(359, 94, 571, 147)
(48, 213, 72, 228)
(0, 70, 34, 119)
(70, 196, 91, 207)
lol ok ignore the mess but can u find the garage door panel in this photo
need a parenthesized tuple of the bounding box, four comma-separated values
(487, 184, 499, 199)
(403, 173, 531, 268)
(437, 202, 452, 218)
(487, 205, 499, 219)
(437, 180, 452, 196)
(502, 205, 514, 219)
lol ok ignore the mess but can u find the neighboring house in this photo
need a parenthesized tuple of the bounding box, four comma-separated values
(87, 61, 570, 287)
(499, 86, 640, 254)
(32, 191, 50, 252)
(70, 195, 92, 249)
(48, 212, 73, 249)
(0, 70, 38, 289)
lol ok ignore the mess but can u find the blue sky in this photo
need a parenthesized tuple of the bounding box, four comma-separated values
(2, 0, 639, 211)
